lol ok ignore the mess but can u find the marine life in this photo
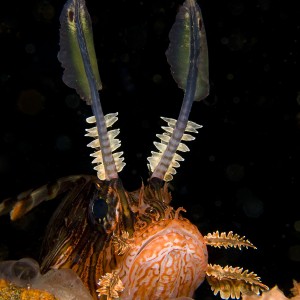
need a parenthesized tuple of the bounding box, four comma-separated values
(0, 0, 269, 299)
(0, 279, 57, 300)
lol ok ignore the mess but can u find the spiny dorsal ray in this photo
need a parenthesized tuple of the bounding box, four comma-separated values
(58, 0, 124, 180)
(148, 0, 209, 182)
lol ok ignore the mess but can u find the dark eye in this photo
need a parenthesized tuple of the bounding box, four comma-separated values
(89, 195, 108, 228)
(145, 207, 157, 215)
(92, 198, 108, 219)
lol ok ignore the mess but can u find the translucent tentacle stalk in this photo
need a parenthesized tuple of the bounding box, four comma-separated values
(148, 0, 209, 182)
(58, 0, 125, 180)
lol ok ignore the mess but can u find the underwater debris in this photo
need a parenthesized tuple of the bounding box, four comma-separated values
(0, 258, 92, 300)
(242, 281, 300, 300)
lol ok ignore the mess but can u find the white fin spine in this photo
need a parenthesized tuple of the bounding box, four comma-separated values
(170, 160, 180, 168)
(154, 141, 167, 152)
(161, 116, 176, 127)
(90, 150, 101, 158)
(87, 139, 100, 148)
(186, 120, 203, 133)
(164, 173, 173, 182)
(160, 117, 202, 133)
(86, 113, 125, 180)
(177, 142, 190, 152)
(86, 116, 96, 123)
(113, 151, 124, 159)
(174, 152, 184, 162)
(182, 133, 195, 141)
(147, 116, 201, 181)
(86, 112, 118, 126)
(108, 129, 120, 139)
(85, 127, 98, 137)
(92, 155, 103, 164)
(110, 140, 121, 152)
(156, 134, 171, 143)
(104, 112, 119, 127)
(161, 126, 173, 134)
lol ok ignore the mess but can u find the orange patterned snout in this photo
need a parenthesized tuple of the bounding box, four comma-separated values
(118, 211, 208, 300)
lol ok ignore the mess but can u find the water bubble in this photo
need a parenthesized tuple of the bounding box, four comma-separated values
(25, 43, 36, 54)
(215, 200, 222, 207)
(226, 73, 234, 80)
(208, 155, 215, 162)
(12, 258, 40, 282)
(225, 163, 245, 182)
(153, 74, 162, 84)
(289, 245, 300, 262)
(233, 96, 240, 104)
(0, 156, 8, 173)
(294, 220, 300, 232)
(236, 188, 264, 218)
(221, 37, 229, 45)
(242, 197, 264, 218)
(65, 94, 80, 109)
(296, 92, 300, 105)
(55, 135, 72, 151)
(0, 258, 40, 287)
(17, 89, 44, 115)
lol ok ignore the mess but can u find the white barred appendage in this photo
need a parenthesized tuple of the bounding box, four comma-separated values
(147, 116, 202, 181)
(86, 113, 125, 180)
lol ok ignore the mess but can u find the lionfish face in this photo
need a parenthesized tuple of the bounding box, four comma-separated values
(0, 0, 269, 299)
(93, 179, 208, 299)
(56, 0, 209, 296)
(58, 0, 210, 296)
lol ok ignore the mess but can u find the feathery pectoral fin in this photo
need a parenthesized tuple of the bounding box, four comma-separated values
(204, 231, 257, 250)
(58, 0, 101, 104)
(206, 264, 269, 299)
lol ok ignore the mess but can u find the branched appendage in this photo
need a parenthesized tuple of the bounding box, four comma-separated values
(112, 231, 134, 255)
(97, 269, 124, 300)
(164, 206, 186, 220)
(86, 113, 125, 180)
(206, 264, 269, 299)
(164, 206, 174, 219)
(204, 231, 256, 250)
(147, 117, 202, 182)
(174, 207, 186, 219)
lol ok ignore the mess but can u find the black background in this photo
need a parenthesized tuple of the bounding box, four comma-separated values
(0, 0, 299, 299)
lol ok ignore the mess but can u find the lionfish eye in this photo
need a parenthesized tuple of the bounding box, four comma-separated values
(145, 207, 157, 216)
(89, 196, 108, 227)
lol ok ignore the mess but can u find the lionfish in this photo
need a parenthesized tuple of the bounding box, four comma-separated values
(0, 0, 269, 299)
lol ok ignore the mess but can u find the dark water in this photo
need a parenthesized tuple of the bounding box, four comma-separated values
(0, 0, 299, 299)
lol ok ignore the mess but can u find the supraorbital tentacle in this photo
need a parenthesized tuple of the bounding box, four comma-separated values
(86, 113, 125, 180)
(147, 116, 202, 181)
